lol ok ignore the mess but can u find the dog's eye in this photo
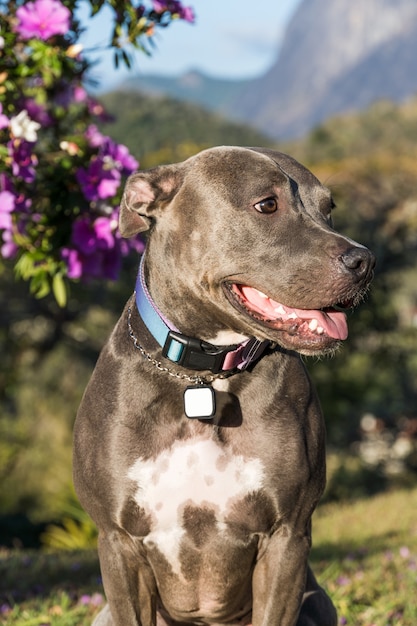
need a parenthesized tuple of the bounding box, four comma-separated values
(254, 197, 278, 214)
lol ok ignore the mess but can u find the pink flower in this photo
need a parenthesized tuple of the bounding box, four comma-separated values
(1, 230, 18, 259)
(400, 546, 411, 559)
(15, 0, 71, 41)
(85, 125, 107, 149)
(0, 191, 19, 259)
(0, 191, 15, 230)
(78, 593, 104, 607)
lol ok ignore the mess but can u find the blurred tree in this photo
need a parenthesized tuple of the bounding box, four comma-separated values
(297, 121, 417, 444)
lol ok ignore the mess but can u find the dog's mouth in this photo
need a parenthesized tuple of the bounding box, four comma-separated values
(225, 283, 352, 352)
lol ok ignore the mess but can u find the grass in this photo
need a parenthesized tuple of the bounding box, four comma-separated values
(0, 550, 102, 626)
(1, 487, 417, 625)
(312, 487, 417, 625)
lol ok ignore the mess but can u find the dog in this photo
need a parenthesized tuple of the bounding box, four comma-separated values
(73, 146, 375, 626)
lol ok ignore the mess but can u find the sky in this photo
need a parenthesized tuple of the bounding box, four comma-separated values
(77, 0, 302, 91)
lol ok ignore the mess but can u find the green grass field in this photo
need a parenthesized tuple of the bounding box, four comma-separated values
(1, 487, 417, 626)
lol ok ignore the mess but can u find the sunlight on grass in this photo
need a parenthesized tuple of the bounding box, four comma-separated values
(0, 550, 103, 626)
(1, 489, 417, 625)
(313, 488, 417, 625)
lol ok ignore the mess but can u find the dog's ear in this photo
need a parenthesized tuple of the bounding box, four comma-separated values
(119, 164, 184, 237)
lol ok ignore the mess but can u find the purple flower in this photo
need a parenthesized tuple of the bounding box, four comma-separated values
(72, 216, 116, 255)
(62, 213, 123, 280)
(0, 604, 11, 616)
(61, 208, 145, 282)
(23, 99, 53, 127)
(84, 127, 139, 175)
(180, 6, 195, 22)
(9, 140, 37, 183)
(104, 139, 139, 175)
(62, 245, 122, 281)
(152, 1, 195, 22)
(94, 216, 117, 249)
(15, 0, 71, 41)
(61, 247, 83, 279)
(76, 157, 121, 202)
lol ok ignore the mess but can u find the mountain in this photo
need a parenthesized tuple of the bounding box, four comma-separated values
(111, 0, 417, 140)
(118, 70, 251, 115)
(231, 0, 417, 139)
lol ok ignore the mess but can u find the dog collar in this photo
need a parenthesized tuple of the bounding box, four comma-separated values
(135, 255, 270, 375)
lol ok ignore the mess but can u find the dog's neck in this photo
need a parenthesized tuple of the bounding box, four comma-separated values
(134, 254, 271, 376)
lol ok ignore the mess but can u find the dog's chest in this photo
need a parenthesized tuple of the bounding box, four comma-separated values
(126, 436, 269, 575)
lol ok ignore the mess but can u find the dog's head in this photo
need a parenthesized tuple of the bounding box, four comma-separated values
(119, 146, 375, 356)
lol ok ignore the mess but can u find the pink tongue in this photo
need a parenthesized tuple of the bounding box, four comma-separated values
(238, 286, 348, 340)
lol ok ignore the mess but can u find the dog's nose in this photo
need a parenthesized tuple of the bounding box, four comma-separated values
(340, 246, 375, 280)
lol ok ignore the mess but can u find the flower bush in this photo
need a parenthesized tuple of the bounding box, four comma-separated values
(0, 0, 194, 305)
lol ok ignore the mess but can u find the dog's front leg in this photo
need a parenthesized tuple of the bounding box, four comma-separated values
(95, 528, 157, 626)
(251, 529, 310, 626)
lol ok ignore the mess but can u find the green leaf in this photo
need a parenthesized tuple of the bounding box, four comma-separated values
(14, 252, 35, 280)
(31, 274, 51, 299)
(52, 273, 67, 308)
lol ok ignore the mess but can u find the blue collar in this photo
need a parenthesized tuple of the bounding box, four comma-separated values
(135, 255, 271, 375)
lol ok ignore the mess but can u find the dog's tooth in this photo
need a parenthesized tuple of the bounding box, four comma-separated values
(317, 326, 324, 335)
(309, 319, 318, 331)
(256, 290, 268, 299)
(288, 312, 298, 320)
(274, 305, 286, 315)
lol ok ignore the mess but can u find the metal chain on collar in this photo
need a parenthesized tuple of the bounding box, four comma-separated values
(127, 304, 227, 384)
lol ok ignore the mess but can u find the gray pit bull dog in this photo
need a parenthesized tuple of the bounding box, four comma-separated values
(73, 146, 375, 626)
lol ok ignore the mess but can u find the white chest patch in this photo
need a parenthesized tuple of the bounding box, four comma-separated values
(127, 437, 265, 574)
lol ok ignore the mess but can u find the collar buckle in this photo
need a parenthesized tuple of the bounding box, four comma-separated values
(162, 330, 237, 374)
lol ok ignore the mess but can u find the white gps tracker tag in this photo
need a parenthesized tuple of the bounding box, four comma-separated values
(183, 385, 216, 419)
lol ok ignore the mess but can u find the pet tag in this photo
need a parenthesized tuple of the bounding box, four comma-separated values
(184, 384, 216, 419)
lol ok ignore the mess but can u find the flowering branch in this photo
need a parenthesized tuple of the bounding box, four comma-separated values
(0, 0, 194, 305)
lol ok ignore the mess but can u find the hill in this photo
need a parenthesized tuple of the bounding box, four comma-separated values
(99, 91, 274, 168)
(111, 0, 417, 140)
(118, 70, 250, 116)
